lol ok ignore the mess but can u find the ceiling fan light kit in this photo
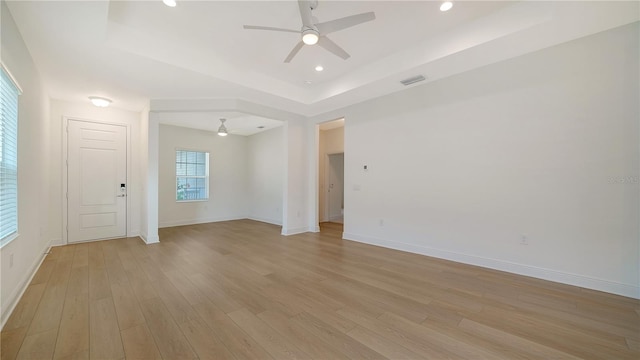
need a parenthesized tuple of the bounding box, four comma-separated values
(217, 118, 228, 136)
(302, 28, 319, 45)
(243, 0, 376, 63)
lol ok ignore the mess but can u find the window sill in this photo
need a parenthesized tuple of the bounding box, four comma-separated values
(0, 232, 19, 249)
(176, 199, 209, 203)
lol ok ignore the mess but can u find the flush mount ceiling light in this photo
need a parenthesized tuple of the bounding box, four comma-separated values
(163, 0, 177, 7)
(440, 1, 453, 12)
(217, 118, 228, 136)
(89, 96, 111, 107)
(315, 65, 324, 72)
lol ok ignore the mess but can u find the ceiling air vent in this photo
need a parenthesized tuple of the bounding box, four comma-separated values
(400, 75, 426, 86)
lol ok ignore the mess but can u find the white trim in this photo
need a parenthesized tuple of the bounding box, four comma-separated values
(50, 238, 63, 246)
(1, 241, 51, 329)
(281, 226, 308, 236)
(308, 225, 320, 233)
(0, 232, 19, 249)
(62, 117, 130, 245)
(158, 215, 247, 228)
(0, 62, 23, 94)
(247, 216, 282, 226)
(342, 232, 640, 300)
(140, 234, 159, 244)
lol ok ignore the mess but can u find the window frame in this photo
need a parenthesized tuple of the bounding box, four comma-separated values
(175, 149, 210, 202)
(0, 63, 22, 248)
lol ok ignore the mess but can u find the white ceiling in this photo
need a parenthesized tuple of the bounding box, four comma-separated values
(158, 111, 283, 136)
(5, 0, 639, 123)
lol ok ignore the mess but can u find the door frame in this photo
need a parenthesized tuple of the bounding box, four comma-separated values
(62, 117, 131, 245)
(324, 152, 344, 222)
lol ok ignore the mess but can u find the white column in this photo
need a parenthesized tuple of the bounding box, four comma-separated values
(140, 112, 159, 243)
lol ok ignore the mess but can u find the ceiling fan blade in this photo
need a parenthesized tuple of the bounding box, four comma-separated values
(297, 0, 315, 29)
(243, 25, 299, 33)
(284, 41, 305, 63)
(316, 12, 376, 35)
(317, 36, 350, 60)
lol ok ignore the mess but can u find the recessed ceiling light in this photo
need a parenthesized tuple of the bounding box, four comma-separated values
(257, 126, 265, 129)
(440, 1, 453, 12)
(163, 0, 177, 7)
(304, 80, 313, 84)
(315, 65, 324, 72)
(89, 96, 112, 107)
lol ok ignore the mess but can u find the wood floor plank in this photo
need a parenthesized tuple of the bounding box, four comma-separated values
(89, 297, 124, 359)
(30, 257, 56, 285)
(53, 266, 89, 360)
(139, 297, 197, 360)
(151, 276, 201, 324)
(120, 324, 162, 360)
(110, 279, 146, 331)
(1, 326, 28, 360)
(3, 283, 46, 331)
(88, 243, 111, 301)
(16, 328, 57, 360)
(124, 268, 158, 302)
(347, 325, 426, 360)
(289, 311, 386, 359)
(27, 258, 72, 335)
(458, 318, 582, 359)
(198, 315, 274, 360)
(2, 220, 638, 360)
(178, 318, 236, 360)
(257, 310, 351, 360)
(228, 308, 311, 360)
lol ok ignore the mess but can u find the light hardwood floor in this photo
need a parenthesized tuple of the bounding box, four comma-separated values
(2, 220, 639, 359)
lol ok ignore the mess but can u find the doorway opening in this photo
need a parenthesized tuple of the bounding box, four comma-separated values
(317, 118, 344, 232)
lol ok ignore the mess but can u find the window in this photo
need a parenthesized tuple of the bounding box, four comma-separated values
(176, 150, 209, 201)
(0, 66, 20, 246)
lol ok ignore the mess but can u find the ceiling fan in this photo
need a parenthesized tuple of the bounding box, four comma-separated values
(243, 0, 375, 63)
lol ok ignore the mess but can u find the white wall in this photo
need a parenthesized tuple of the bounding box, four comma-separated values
(49, 100, 142, 245)
(247, 126, 284, 225)
(0, 1, 51, 326)
(311, 23, 640, 298)
(318, 127, 344, 222)
(158, 125, 248, 227)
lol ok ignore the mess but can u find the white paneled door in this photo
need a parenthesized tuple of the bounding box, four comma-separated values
(67, 120, 127, 243)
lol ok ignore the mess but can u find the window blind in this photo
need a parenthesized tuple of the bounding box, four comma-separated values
(0, 67, 19, 245)
(176, 150, 209, 201)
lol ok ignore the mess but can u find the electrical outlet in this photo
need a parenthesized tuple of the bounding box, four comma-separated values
(520, 234, 529, 245)
(379, 219, 384, 226)
(9, 253, 14, 268)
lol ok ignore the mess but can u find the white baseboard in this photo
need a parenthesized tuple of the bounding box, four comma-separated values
(282, 226, 308, 236)
(1, 240, 51, 329)
(342, 232, 640, 299)
(50, 238, 63, 246)
(247, 216, 282, 226)
(308, 225, 320, 233)
(140, 234, 159, 244)
(159, 215, 246, 229)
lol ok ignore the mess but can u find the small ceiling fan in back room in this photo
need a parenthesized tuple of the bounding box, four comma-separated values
(243, 0, 376, 63)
